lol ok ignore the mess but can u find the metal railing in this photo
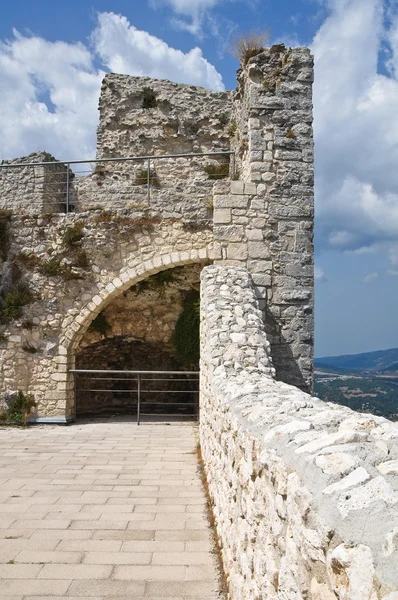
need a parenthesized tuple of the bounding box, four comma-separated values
(0, 151, 235, 213)
(70, 369, 199, 425)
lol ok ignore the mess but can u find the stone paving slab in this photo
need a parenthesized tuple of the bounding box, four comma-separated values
(0, 418, 224, 599)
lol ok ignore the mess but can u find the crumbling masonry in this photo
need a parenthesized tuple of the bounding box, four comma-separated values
(0, 45, 397, 599)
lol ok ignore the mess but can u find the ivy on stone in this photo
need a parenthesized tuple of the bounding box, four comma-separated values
(174, 291, 200, 369)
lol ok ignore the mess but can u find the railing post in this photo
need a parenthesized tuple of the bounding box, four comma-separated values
(137, 374, 141, 426)
(147, 158, 151, 202)
(66, 163, 70, 213)
(73, 372, 77, 422)
(231, 152, 236, 179)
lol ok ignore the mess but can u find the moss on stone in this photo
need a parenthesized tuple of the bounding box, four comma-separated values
(174, 291, 200, 368)
(0, 284, 33, 325)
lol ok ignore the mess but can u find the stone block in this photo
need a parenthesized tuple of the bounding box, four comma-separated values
(250, 198, 266, 210)
(247, 229, 263, 241)
(285, 263, 313, 277)
(213, 208, 231, 224)
(227, 243, 248, 261)
(252, 273, 272, 286)
(247, 259, 272, 273)
(244, 182, 257, 195)
(214, 225, 244, 242)
(231, 180, 245, 194)
(248, 241, 270, 259)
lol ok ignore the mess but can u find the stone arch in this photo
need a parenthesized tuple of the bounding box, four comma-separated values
(56, 247, 210, 419)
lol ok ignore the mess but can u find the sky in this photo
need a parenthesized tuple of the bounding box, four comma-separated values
(0, 0, 397, 358)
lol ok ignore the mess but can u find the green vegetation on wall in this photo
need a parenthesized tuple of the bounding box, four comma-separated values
(63, 222, 85, 247)
(0, 209, 11, 261)
(0, 284, 32, 325)
(0, 390, 36, 426)
(134, 269, 176, 296)
(173, 291, 200, 369)
(89, 312, 112, 338)
(203, 163, 229, 180)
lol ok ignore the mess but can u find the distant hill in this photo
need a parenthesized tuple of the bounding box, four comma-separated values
(315, 347, 398, 372)
(314, 348, 398, 420)
(381, 362, 398, 373)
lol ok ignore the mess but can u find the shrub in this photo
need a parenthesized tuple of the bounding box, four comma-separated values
(174, 291, 200, 368)
(189, 122, 201, 135)
(21, 319, 34, 331)
(0, 209, 12, 261)
(93, 164, 106, 176)
(22, 342, 38, 354)
(38, 257, 83, 281)
(0, 284, 32, 325)
(74, 250, 89, 269)
(15, 252, 40, 270)
(39, 258, 61, 277)
(93, 210, 114, 224)
(4, 390, 36, 425)
(227, 120, 238, 138)
(141, 88, 157, 109)
(89, 313, 111, 338)
(203, 163, 229, 180)
(135, 269, 175, 297)
(133, 169, 160, 188)
(63, 222, 84, 247)
(229, 29, 269, 66)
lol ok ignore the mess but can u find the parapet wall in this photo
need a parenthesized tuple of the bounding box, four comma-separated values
(0, 152, 71, 214)
(0, 44, 315, 409)
(213, 46, 314, 392)
(200, 265, 398, 600)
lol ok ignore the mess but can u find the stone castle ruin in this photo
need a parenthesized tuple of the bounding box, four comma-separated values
(1, 45, 397, 598)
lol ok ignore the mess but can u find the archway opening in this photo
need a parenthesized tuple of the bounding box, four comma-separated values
(74, 263, 202, 419)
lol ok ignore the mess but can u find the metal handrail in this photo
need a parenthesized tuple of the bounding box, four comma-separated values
(70, 369, 199, 425)
(0, 151, 234, 168)
(0, 150, 235, 214)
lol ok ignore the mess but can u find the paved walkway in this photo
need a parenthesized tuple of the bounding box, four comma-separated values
(0, 418, 224, 599)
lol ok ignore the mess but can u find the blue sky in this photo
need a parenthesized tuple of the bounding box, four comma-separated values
(0, 0, 397, 357)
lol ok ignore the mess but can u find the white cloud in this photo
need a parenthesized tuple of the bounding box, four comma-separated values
(0, 12, 224, 161)
(0, 31, 103, 160)
(387, 269, 398, 276)
(388, 243, 398, 268)
(363, 272, 379, 283)
(313, 0, 398, 262)
(315, 266, 326, 281)
(151, 0, 222, 35)
(150, 0, 258, 37)
(93, 12, 224, 90)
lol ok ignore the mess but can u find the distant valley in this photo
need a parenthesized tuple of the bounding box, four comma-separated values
(314, 347, 398, 421)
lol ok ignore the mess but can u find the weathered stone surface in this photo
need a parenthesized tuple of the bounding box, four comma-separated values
(200, 265, 398, 600)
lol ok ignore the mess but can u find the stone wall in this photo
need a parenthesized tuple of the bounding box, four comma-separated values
(0, 44, 315, 413)
(213, 46, 314, 392)
(0, 211, 212, 419)
(0, 152, 71, 214)
(74, 262, 202, 417)
(200, 265, 398, 600)
(0, 46, 315, 394)
(76, 337, 197, 417)
(78, 263, 202, 348)
(75, 74, 233, 216)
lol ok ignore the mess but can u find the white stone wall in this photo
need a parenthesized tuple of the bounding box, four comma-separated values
(0, 152, 71, 214)
(213, 45, 314, 392)
(0, 50, 315, 395)
(200, 265, 398, 600)
(0, 212, 213, 418)
(75, 74, 233, 216)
